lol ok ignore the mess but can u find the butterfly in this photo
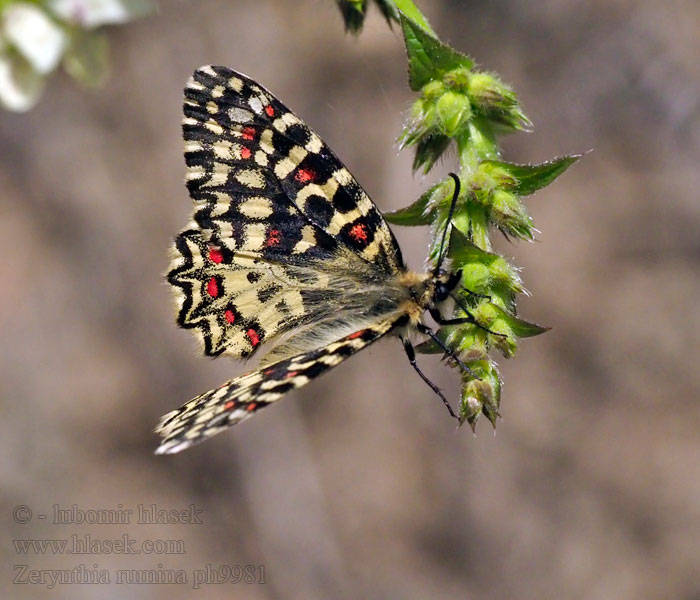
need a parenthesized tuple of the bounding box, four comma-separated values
(155, 66, 480, 454)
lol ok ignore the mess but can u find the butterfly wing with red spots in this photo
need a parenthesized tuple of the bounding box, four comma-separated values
(156, 322, 396, 454)
(169, 66, 406, 360)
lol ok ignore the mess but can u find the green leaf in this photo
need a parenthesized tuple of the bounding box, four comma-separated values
(414, 339, 441, 354)
(412, 132, 450, 173)
(384, 183, 437, 226)
(399, 12, 472, 92)
(482, 155, 581, 196)
(489, 304, 550, 338)
(449, 226, 490, 263)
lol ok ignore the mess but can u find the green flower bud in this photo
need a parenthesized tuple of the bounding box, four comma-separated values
(443, 66, 470, 92)
(446, 326, 488, 360)
(461, 261, 492, 293)
(491, 189, 518, 213)
(421, 79, 445, 99)
(467, 71, 530, 131)
(478, 161, 518, 190)
(467, 72, 504, 105)
(401, 81, 473, 171)
(420, 100, 437, 131)
(435, 89, 471, 137)
(460, 394, 482, 431)
(489, 256, 524, 294)
(460, 363, 501, 430)
(408, 96, 423, 119)
(491, 189, 534, 240)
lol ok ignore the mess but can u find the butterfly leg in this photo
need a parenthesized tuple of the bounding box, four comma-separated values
(401, 337, 459, 421)
(429, 304, 507, 338)
(462, 287, 491, 300)
(416, 323, 480, 379)
(429, 308, 474, 326)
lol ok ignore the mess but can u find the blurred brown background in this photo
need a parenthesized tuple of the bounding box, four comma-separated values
(2, 1, 699, 598)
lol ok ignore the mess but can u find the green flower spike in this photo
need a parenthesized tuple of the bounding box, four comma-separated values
(338, 1, 579, 431)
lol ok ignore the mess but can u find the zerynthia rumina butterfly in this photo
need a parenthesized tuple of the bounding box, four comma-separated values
(156, 66, 485, 454)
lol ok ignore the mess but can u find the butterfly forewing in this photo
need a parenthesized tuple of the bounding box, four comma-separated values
(170, 65, 406, 359)
(182, 66, 403, 270)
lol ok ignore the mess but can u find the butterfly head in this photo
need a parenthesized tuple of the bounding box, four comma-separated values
(401, 267, 462, 317)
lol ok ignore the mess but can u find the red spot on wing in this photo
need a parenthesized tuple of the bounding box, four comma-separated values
(265, 228, 281, 247)
(348, 329, 367, 340)
(294, 168, 315, 183)
(263, 368, 275, 376)
(265, 105, 275, 117)
(206, 277, 220, 297)
(349, 223, 368, 243)
(246, 329, 260, 347)
(240, 146, 251, 159)
(224, 309, 236, 324)
(285, 371, 299, 379)
(208, 247, 224, 263)
(246, 402, 257, 412)
(224, 400, 235, 411)
(241, 126, 256, 140)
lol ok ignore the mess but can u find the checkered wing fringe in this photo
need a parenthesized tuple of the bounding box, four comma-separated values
(156, 322, 394, 454)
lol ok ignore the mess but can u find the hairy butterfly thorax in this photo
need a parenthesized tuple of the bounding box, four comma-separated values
(156, 66, 473, 454)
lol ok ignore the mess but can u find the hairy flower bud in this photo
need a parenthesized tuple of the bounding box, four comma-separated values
(467, 71, 530, 131)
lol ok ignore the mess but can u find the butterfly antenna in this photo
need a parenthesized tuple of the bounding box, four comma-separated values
(434, 173, 461, 275)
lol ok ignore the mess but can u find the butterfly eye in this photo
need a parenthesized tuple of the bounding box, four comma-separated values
(434, 270, 462, 302)
(435, 283, 451, 302)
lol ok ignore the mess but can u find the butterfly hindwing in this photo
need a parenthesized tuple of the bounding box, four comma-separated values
(168, 229, 313, 357)
(156, 321, 396, 454)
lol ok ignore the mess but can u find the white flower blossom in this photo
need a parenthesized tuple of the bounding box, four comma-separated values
(0, 0, 153, 111)
(2, 2, 67, 74)
(0, 51, 45, 111)
(48, 0, 153, 28)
